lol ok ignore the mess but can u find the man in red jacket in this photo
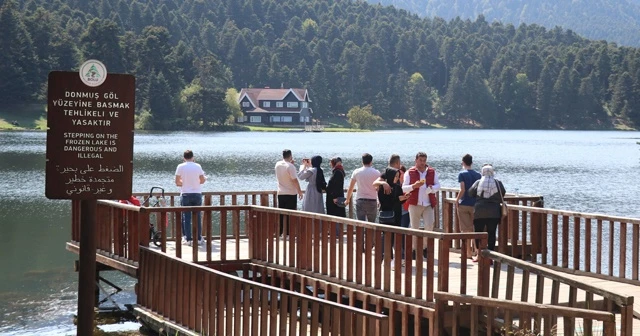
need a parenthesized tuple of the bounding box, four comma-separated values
(402, 152, 440, 259)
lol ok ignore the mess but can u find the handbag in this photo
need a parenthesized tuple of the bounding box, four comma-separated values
(378, 210, 395, 224)
(496, 179, 507, 218)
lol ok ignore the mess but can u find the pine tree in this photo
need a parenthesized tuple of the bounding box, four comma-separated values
(550, 66, 572, 127)
(610, 72, 634, 116)
(79, 18, 125, 73)
(147, 71, 174, 130)
(0, 0, 38, 104)
(535, 64, 555, 128)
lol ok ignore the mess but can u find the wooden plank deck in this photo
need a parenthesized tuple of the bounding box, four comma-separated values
(149, 237, 640, 335)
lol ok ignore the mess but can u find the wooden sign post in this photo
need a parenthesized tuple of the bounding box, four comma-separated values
(45, 60, 135, 336)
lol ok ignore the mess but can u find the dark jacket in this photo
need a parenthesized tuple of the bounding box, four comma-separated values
(326, 166, 346, 217)
(468, 179, 506, 219)
(377, 167, 404, 226)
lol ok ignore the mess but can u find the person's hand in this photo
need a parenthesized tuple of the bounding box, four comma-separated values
(399, 194, 409, 201)
(298, 190, 303, 200)
(344, 198, 350, 206)
(382, 182, 391, 194)
(425, 186, 433, 194)
(333, 198, 338, 204)
(413, 180, 425, 189)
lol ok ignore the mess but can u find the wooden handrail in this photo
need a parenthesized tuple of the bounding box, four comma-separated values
(481, 249, 633, 306)
(140, 247, 388, 316)
(507, 204, 640, 224)
(138, 247, 390, 335)
(435, 292, 616, 321)
(434, 291, 617, 336)
(248, 206, 489, 304)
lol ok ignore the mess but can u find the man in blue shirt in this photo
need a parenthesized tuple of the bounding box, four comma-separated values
(455, 154, 481, 258)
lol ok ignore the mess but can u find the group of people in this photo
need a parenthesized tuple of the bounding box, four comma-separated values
(274, 149, 506, 262)
(171, 148, 507, 258)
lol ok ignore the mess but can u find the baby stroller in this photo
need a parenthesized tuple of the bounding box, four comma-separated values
(143, 187, 167, 247)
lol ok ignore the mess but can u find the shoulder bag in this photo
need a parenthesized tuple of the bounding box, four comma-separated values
(378, 210, 395, 224)
(496, 179, 508, 218)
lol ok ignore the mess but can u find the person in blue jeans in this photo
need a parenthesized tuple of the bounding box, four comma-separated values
(175, 150, 206, 245)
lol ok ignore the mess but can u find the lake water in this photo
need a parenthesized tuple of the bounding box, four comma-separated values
(0, 130, 639, 334)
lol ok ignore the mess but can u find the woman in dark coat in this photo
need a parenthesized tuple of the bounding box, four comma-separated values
(468, 164, 506, 260)
(376, 167, 408, 260)
(325, 157, 346, 218)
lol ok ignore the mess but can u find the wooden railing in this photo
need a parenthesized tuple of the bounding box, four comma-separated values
(130, 189, 361, 241)
(246, 263, 435, 335)
(247, 206, 489, 305)
(138, 247, 390, 335)
(435, 292, 617, 336)
(480, 249, 634, 335)
(440, 192, 544, 253)
(71, 200, 148, 264)
(489, 203, 640, 285)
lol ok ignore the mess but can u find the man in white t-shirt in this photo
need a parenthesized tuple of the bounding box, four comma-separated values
(275, 149, 303, 235)
(345, 153, 380, 223)
(175, 149, 206, 245)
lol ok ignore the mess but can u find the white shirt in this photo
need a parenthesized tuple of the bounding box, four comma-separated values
(175, 161, 205, 194)
(402, 168, 440, 206)
(351, 166, 380, 200)
(275, 160, 298, 195)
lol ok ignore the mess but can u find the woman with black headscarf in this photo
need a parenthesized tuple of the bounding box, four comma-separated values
(298, 155, 327, 214)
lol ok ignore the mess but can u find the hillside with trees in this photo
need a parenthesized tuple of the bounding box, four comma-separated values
(2, 0, 640, 130)
(373, 0, 640, 47)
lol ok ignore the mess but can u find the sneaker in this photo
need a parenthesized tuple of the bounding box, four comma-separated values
(181, 237, 187, 244)
(198, 238, 204, 245)
(186, 240, 193, 246)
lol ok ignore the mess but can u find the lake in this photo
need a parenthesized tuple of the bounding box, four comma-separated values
(0, 129, 638, 334)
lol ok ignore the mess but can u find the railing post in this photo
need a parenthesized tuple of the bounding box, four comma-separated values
(438, 238, 450, 293)
(621, 304, 633, 336)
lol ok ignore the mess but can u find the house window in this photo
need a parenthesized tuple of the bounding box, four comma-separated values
(242, 102, 250, 107)
(282, 116, 292, 123)
(300, 116, 310, 122)
(250, 116, 261, 123)
(276, 102, 283, 108)
(287, 102, 299, 108)
(302, 102, 308, 108)
(270, 116, 281, 122)
(263, 101, 270, 107)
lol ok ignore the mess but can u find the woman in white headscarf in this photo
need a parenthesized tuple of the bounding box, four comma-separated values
(468, 164, 506, 260)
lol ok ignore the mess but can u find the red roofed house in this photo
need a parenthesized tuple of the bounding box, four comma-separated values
(236, 88, 312, 125)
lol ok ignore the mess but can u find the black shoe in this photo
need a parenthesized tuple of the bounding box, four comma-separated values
(423, 248, 428, 258)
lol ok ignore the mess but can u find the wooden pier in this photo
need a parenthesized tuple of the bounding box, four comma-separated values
(66, 189, 639, 335)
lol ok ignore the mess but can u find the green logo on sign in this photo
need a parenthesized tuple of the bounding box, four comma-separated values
(85, 65, 101, 78)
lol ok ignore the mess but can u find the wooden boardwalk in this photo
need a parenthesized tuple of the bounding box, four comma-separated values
(69, 190, 640, 335)
(150, 238, 640, 335)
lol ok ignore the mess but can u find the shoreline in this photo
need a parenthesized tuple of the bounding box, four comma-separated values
(0, 104, 636, 132)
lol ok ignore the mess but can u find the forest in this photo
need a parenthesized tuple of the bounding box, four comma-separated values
(374, 0, 640, 47)
(2, 0, 640, 130)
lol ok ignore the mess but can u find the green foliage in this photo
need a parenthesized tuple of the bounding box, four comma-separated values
(346, 105, 382, 130)
(373, 0, 640, 47)
(224, 88, 243, 123)
(4, 0, 640, 130)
